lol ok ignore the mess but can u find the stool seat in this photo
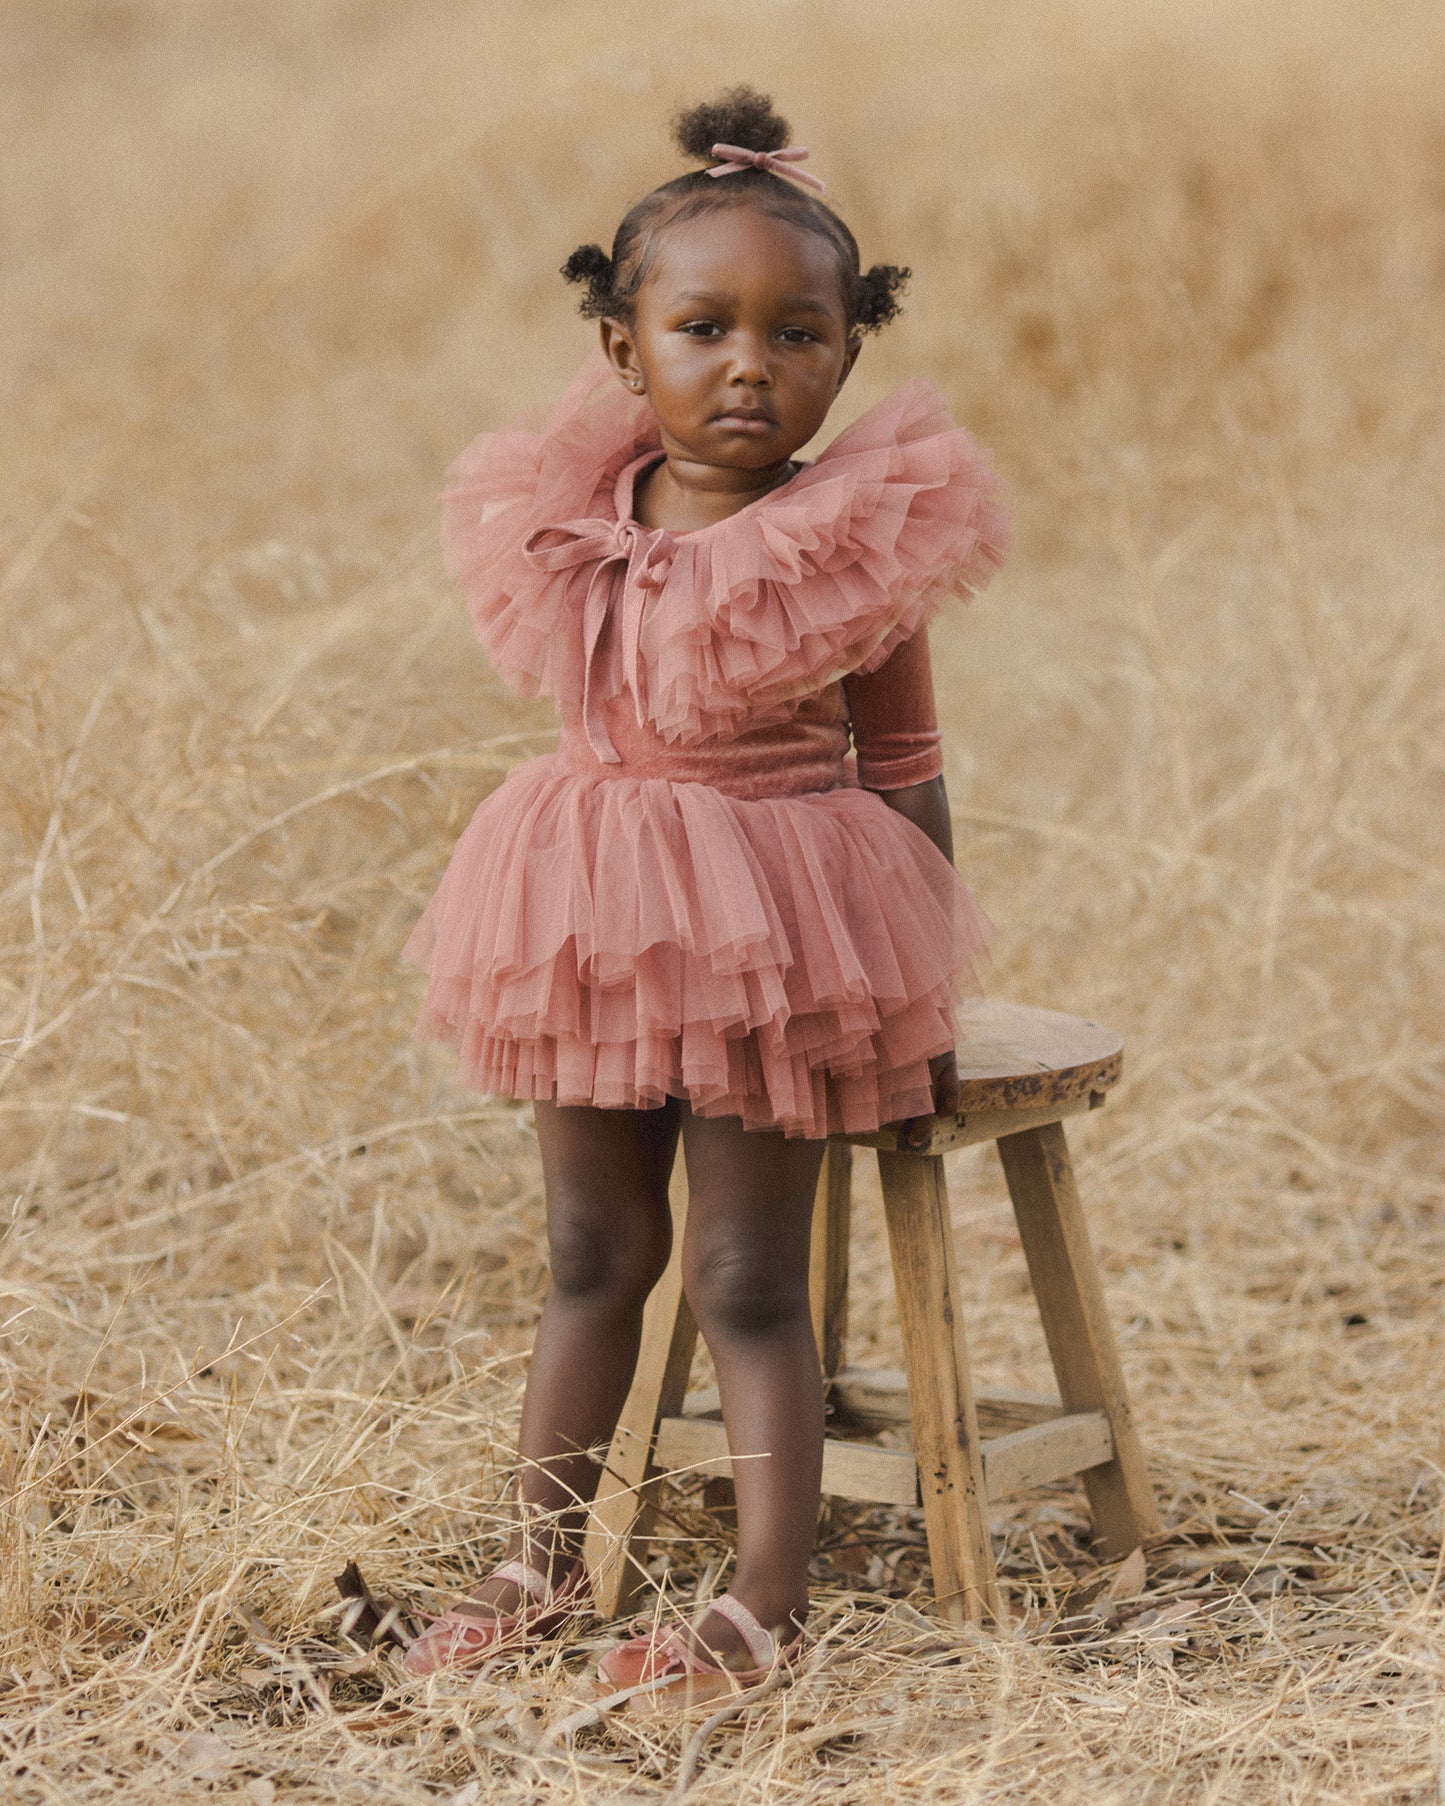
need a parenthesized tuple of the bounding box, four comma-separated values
(850, 999, 1124, 1154)
(585, 1001, 1157, 1626)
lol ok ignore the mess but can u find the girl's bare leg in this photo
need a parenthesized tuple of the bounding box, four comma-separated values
(678, 1108, 827, 1662)
(459, 1098, 679, 1615)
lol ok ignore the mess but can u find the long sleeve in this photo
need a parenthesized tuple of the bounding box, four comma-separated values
(843, 627, 944, 791)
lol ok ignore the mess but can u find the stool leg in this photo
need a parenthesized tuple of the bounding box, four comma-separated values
(996, 1122, 1160, 1556)
(878, 1149, 1000, 1625)
(584, 1177, 698, 1618)
(809, 1142, 852, 1378)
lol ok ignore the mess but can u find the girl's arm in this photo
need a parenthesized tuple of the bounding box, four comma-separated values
(874, 773, 953, 866)
(876, 778, 962, 1143)
(843, 637, 963, 1146)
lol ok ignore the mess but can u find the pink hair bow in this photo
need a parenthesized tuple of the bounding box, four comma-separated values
(706, 142, 826, 193)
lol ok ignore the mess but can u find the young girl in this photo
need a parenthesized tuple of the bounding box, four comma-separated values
(400, 88, 1008, 1702)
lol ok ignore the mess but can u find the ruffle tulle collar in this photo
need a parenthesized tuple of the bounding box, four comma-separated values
(441, 354, 1010, 751)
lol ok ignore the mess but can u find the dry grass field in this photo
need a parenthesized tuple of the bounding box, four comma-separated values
(4, 1, 1445, 1799)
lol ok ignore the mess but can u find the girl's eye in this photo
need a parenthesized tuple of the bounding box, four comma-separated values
(779, 327, 818, 344)
(680, 321, 723, 338)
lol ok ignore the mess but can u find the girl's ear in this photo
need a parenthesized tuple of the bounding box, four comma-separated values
(836, 336, 863, 393)
(600, 317, 646, 395)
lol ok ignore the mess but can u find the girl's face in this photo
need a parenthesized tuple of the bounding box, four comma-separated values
(601, 206, 861, 473)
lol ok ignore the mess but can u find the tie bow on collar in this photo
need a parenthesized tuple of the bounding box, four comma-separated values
(522, 519, 677, 760)
(524, 518, 673, 589)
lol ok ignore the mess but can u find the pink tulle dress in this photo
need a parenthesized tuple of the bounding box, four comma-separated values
(404, 356, 1010, 1138)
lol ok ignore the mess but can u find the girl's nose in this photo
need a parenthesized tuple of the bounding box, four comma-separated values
(726, 335, 773, 386)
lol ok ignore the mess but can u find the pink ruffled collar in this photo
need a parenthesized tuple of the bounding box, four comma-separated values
(442, 355, 1010, 753)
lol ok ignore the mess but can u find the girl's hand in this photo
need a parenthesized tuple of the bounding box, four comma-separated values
(903, 1050, 961, 1150)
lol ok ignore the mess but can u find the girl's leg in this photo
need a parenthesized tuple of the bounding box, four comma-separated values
(460, 1098, 680, 1614)
(678, 1108, 827, 1662)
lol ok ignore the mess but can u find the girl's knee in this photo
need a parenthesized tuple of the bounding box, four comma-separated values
(683, 1240, 809, 1339)
(547, 1195, 671, 1306)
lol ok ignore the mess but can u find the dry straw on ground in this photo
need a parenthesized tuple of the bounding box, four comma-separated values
(3, 1, 1444, 1800)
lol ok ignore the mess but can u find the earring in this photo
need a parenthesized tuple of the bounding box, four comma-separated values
(629, 379, 643, 393)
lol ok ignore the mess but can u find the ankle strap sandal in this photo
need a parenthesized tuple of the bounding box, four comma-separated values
(402, 1557, 589, 1677)
(597, 1592, 804, 1713)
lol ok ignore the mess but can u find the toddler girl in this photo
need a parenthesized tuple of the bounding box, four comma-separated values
(400, 87, 1008, 1704)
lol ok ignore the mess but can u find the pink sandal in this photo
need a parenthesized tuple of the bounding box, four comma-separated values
(597, 1593, 804, 1713)
(401, 1557, 588, 1676)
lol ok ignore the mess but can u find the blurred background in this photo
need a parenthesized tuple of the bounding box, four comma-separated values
(4, 3, 1444, 1800)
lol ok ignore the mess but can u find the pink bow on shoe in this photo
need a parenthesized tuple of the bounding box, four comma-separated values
(706, 142, 826, 193)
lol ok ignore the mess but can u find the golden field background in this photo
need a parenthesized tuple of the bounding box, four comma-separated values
(3, 1, 1445, 1800)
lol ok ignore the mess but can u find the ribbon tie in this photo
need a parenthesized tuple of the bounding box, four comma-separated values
(523, 518, 674, 762)
(706, 142, 826, 194)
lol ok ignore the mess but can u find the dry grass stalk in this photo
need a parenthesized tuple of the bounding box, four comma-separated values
(3, 1, 1444, 1800)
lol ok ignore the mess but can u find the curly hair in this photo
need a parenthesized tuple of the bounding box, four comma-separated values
(560, 86, 909, 337)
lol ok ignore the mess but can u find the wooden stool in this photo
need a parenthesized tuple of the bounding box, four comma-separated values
(584, 1000, 1159, 1625)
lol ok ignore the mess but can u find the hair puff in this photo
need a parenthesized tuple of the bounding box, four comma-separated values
(854, 263, 911, 334)
(560, 243, 614, 320)
(672, 86, 789, 162)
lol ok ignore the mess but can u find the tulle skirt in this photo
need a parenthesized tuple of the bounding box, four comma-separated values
(404, 754, 991, 1139)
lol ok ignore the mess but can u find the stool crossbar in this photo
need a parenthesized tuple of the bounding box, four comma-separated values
(584, 1000, 1159, 1625)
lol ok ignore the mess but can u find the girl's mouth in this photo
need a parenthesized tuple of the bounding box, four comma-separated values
(713, 413, 777, 434)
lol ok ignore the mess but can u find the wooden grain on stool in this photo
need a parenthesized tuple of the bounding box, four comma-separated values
(879, 1148, 1000, 1624)
(996, 1121, 1159, 1556)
